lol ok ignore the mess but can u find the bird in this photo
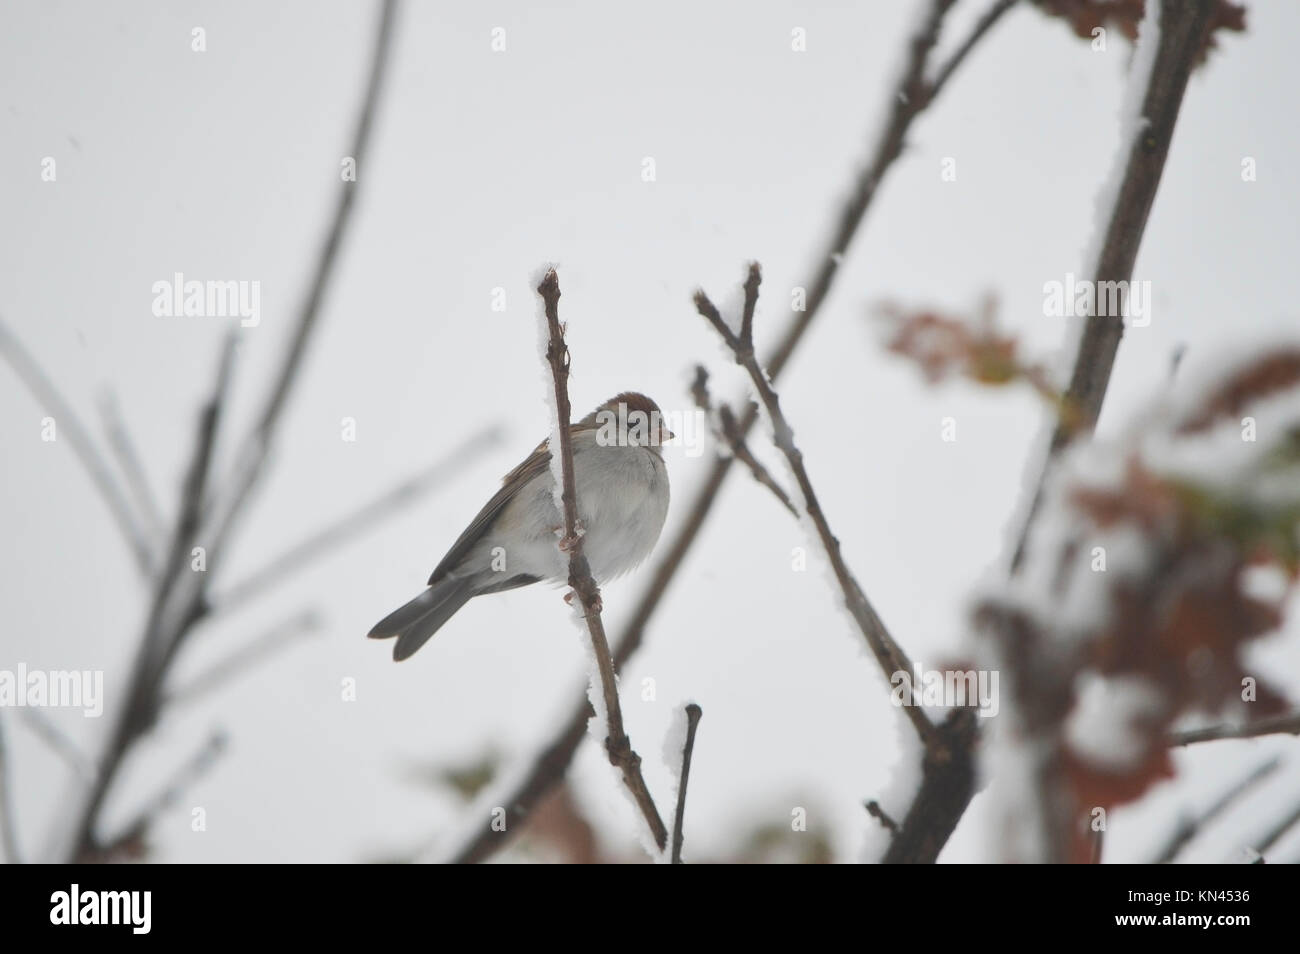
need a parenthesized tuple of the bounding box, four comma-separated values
(368, 392, 673, 660)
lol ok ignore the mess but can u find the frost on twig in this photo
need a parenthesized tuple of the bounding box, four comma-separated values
(697, 263, 981, 864)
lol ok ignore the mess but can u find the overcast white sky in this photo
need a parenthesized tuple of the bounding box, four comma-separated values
(2, 0, 1299, 863)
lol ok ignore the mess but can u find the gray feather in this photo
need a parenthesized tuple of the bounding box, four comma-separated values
(368, 578, 474, 661)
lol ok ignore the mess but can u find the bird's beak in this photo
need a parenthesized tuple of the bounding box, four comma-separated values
(660, 426, 675, 444)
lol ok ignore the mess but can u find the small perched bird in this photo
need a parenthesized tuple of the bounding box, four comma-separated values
(369, 392, 672, 660)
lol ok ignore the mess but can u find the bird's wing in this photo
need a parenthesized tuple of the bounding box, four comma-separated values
(427, 439, 552, 585)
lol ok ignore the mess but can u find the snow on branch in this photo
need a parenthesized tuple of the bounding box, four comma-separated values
(535, 269, 670, 856)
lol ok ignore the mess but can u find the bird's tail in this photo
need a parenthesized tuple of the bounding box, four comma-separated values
(368, 578, 474, 661)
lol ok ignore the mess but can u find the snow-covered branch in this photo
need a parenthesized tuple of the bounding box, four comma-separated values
(535, 268, 669, 855)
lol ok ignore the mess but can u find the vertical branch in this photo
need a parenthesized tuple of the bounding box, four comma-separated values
(204, 0, 400, 562)
(670, 703, 703, 864)
(1010, 0, 1217, 570)
(536, 269, 668, 853)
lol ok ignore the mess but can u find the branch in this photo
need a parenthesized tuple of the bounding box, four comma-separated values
(62, 0, 401, 862)
(68, 332, 237, 860)
(0, 714, 20, 863)
(0, 318, 153, 577)
(701, 264, 983, 864)
(1254, 801, 1300, 860)
(536, 268, 668, 854)
(865, 800, 901, 838)
(17, 708, 97, 785)
(208, 426, 500, 615)
(203, 0, 400, 565)
(671, 703, 703, 864)
(1168, 712, 1300, 747)
(1089, 825, 1104, 864)
(690, 366, 796, 516)
(1150, 757, 1280, 864)
(925, 0, 1021, 103)
(450, 0, 1012, 863)
(695, 264, 932, 744)
(1010, 0, 1218, 571)
(98, 389, 164, 542)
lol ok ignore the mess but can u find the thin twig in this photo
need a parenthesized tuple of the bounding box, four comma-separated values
(536, 268, 668, 853)
(1253, 802, 1300, 859)
(208, 426, 501, 615)
(1089, 825, 1104, 864)
(690, 366, 796, 516)
(162, 610, 321, 707)
(671, 703, 703, 864)
(925, 0, 1021, 103)
(1010, 0, 1218, 571)
(0, 318, 153, 577)
(68, 333, 237, 860)
(203, 0, 401, 564)
(17, 708, 98, 785)
(1150, 757, 1280, 864)
(0, 714, 21, 863)
(696, 264, 933, 745)
(865, 800, 901, 838)
(1168, 712, 1300, 747)
(98, 389, 164, 543)
(450, 0, 1002, 863)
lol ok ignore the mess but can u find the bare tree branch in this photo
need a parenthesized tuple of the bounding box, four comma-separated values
(1168, 712, 1300, 747)
(1151, 757, 1280, 864)
(450, 0, 1010, 863)
(536, 268, 668, 854)
(926, 0, 1021, 103)
(0, 317, 154, 577)
(60, 0, 401, 862)
(696, 264, 931, 743)
(1010, 0, 1218, 571)
(1253, 801, 1300, 860)
(670, 703, 703, 864)
(204, 0, 401, 564)
(68, 332, 237, 860)
(208, 426, 501, 615)
(17, 708, 98, 785)
(690, 366, 796, 516)
(98, 389, 164, 543)
(0, 714, 21, 863)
